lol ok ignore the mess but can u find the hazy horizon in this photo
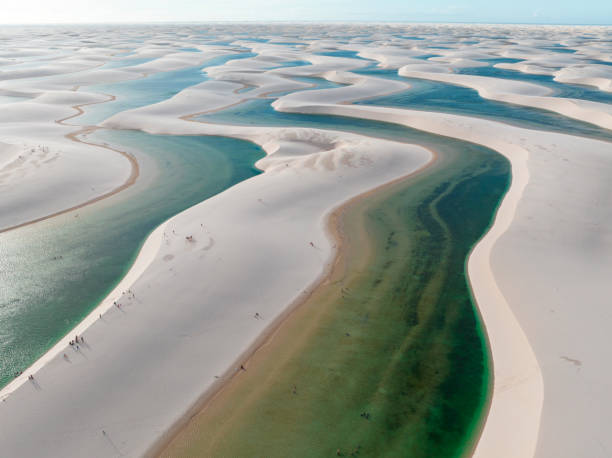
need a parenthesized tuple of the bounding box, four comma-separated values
(1, 0, 610, 26)
(2, 20, 611, 26)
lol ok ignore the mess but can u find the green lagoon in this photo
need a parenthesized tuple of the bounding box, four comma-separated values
(161, 120, 509, 458)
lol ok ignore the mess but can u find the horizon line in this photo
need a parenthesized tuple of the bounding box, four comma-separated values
(1, 20, 611, 27)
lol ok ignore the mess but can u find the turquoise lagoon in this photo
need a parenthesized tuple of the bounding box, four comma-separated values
(1, 41, 610, 457)
(0, 131, 264, 388)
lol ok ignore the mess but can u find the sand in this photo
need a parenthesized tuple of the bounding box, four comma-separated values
(272, 97, 612, 457)
(397, 68, 612, 130)
(1, 23, 612, 458)
(0, 97, 433, 458)
(0, 90, 135, 231)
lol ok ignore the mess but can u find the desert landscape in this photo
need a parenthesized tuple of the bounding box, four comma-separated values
(0, 23, 611, 457)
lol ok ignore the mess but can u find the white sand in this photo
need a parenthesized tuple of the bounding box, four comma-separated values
(0, 136, 130, 231)
(397, 67, 612, 130)
(274, 86, 612, 457)
(0, 42, 253, 231)
(0, 94, 131, 230)
(493, 60, 611, 92)
(554, 64, 612, 92)
(0, 124, 432, 457)
(1, 24, 612, 458)
(124, 48, 237, 74)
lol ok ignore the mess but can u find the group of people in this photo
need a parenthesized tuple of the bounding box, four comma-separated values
(13, 333, 86, 383)
(69, 334, 84, 349)
(12, 371, 34, 381)
(102, 290, 136, 318)
(11, 288, 140, 388)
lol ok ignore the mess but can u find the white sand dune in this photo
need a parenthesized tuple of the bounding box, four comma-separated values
(0, 45, 258, 231)
(398, 67, 612, 129)
(273, 84, 612, 457)
(0, 124, 432, 458)
(0, 68, 142, 93)
(351, 46, 433, 68)
(0, 95, 131, 231)
(0, 137, 130, 231)
(1, 23, 612, 458)
(0, 60, 104, 82)
(97, 59, 408, 126)
(494, 61, 612, 92)
(554, 64, 612, 92)
(124, 48, 237, 74)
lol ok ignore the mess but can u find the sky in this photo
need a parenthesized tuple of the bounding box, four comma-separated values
(2, 0, 611, 25)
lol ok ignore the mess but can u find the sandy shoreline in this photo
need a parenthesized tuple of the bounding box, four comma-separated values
(271, 101, 544, 458)
(2, 24, 612, 458)
(146, 148, 439, 457)
(0, 111, 432, 457)
(467, 143, 543, 457)
(0, 221, 166, 401)
(0, 137, 139, 234)
(0, 93, 138, 234)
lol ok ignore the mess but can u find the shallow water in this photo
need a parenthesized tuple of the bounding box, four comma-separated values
(188, 81, 517, 458)
(253, 75, 344, 98)
(352, 67, 612, 140)
(199, 65, 612, 141)
(199, 83, 612, 143)
(270, 60, 310, 69)
(98, 56, 157, 69)
(187, 63, 612, 456)
(164, 106, 510, 458)
(458, 65, 612, 104)
(76, 52, 256, 125)
(0, 131, 264, 388)
(315, 50, 371, 60)
(2, 68, 507, 455)
(542, 46, 577, 53)
(3, 33, 610, 456)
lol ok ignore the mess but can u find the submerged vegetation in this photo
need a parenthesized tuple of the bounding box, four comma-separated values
(161, 136, 510, 457)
